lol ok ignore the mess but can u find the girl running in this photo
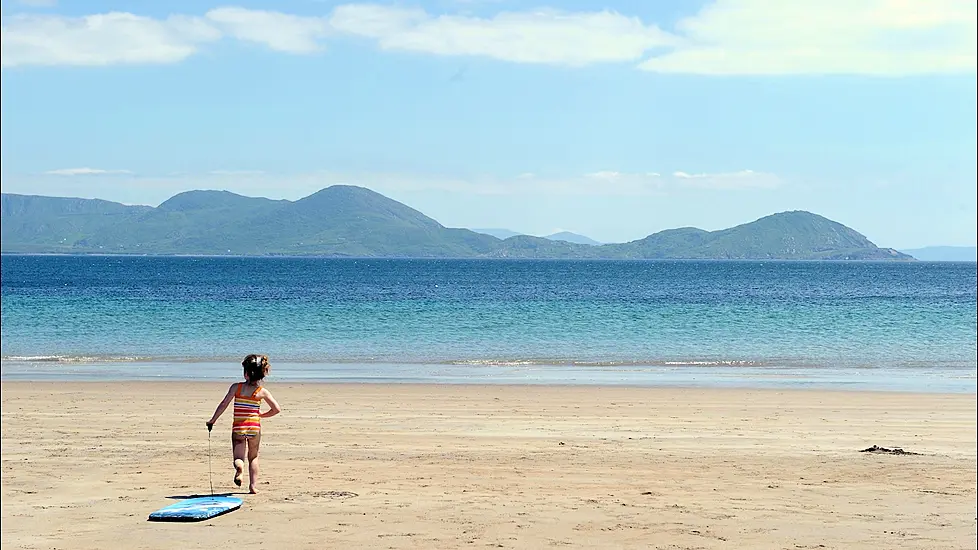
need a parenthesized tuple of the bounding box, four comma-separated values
(206, 354, 282, 494)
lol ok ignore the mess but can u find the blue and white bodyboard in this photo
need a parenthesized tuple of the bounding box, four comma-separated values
(148, 496, 243, 522)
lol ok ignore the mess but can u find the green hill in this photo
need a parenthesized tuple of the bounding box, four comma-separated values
(0, 193, 151, 253)
(602, 211, 902, 260)
(0, 187, 911, 260)
(74, 190, 285, 254)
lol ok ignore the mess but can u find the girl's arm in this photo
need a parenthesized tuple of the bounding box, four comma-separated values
(207, 384, 237, 427)
(260, 389, 282, 419)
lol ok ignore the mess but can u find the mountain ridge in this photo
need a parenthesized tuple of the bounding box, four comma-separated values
(1, 187, 912, 260)
(544, 231, 602, 246)
(473, 228, 604, 246)
(472, 228, 525, 239)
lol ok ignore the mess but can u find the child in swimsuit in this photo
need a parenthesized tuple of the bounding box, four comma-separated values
(207, 354, 282, 494)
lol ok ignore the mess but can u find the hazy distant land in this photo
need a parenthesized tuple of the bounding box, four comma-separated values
(473, 229, 602, 246)
(898, 246, 977, 262)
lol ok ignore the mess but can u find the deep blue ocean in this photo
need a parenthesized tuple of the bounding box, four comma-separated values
(1, 255, 975, 391)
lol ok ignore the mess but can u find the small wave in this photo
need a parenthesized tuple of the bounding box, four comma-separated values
(451, 359, 539, 367)
(448, 358, 766, 368)
(2, 355, 147, 363)
(0, 355, 769, 368)
(662, 360, 760, 366)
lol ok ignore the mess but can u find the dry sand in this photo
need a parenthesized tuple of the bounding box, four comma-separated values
(2, 382, 976, 549)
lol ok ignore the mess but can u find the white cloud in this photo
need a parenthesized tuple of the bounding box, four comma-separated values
(1, 12, 220, 67)
(585, 171, 623, 180)
(671, 169, 780, 189)
(640, 0, 977, 75)
(328, 4, 675, 66)
(356, 169, 773, 195)
(44, 167, 132, 176)
(3, 2, 973, 74)
(0, 7, 328, 67)
(13, 167, 776, 200)
(205, 7, 329, 53)
(585, 170, 661, 181)
(362, 172, 666, 196)
(207, 169, 266, 176)
(0, 169, 781, 238)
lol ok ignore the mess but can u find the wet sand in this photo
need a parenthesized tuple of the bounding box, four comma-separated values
(2, 382, 975, 549)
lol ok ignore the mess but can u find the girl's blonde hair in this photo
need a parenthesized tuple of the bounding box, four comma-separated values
(242, 354, 269, 383)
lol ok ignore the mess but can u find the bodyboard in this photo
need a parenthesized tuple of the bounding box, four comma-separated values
(148, 496, 243, 522)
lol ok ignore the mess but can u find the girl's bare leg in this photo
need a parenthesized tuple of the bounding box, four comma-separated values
(232, 436, 248, 487)
(247, 433, 262, 494)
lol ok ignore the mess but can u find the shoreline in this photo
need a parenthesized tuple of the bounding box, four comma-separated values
(3, 360, 975, 393)
(0, 252, 933, 261)
(1, 379, 974, 395)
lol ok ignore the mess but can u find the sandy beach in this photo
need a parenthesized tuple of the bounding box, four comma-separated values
(1, 382, 975, 549)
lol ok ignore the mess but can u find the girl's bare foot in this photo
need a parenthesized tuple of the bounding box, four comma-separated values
(233, 459, 245, 487)
(249, 486, 258, 494)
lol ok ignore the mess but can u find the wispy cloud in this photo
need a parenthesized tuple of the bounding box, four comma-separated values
(1, 12, 220, 67)
(328, 5, 675, 66)
(337, 0, 974, 74)
(2, 2, 973, 74)
(207, 169, 266, 176)
(671, 169, 781, 189)
(20, 167, 779, 197)
(44, 167, 132, 176)
(585, 170, 661, 181)
(640, 0, 977, 75)
(205, 7, 330, 53)
(216, 168, 777, 196)
(0, 9, 315, 68)
(346, 171, 668, 196)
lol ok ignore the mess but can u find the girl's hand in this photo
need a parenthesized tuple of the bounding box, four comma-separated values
(206, 422, 214, 432)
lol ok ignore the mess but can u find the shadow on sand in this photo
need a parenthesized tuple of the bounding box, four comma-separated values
(166, 492, 248, 500)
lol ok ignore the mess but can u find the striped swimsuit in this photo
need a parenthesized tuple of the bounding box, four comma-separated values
(232, 383, 262, 437)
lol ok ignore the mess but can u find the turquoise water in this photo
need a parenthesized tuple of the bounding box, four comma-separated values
(2, 255, 975, 391)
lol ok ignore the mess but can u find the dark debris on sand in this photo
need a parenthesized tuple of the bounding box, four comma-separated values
(859, 445, 922, 455)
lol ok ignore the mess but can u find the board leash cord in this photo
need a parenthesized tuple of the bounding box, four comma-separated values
(208, 430, 214, 496)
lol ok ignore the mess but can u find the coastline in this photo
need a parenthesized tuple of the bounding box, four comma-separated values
(2, 359, 975, 393)
(2, 252, 938, 261)
(3, 382, 975, 549)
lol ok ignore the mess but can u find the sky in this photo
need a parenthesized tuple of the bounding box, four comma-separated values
(1, 0, 976, 248)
